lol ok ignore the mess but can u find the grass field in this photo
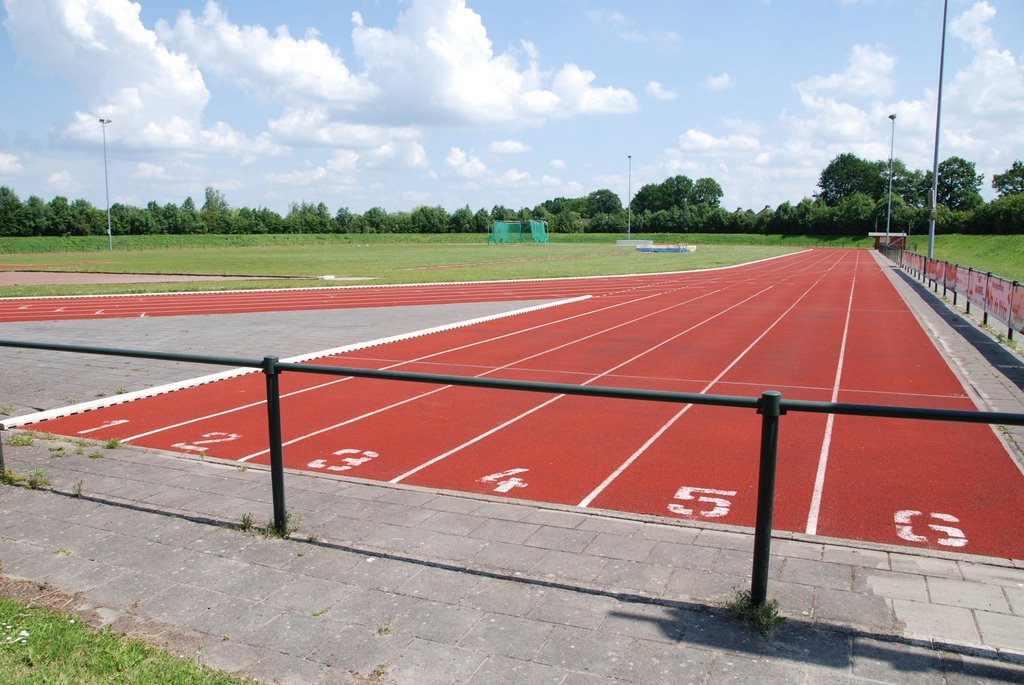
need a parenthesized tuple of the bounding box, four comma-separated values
(0, 233, 1020, 297)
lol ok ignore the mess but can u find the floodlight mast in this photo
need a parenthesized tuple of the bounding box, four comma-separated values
(885, 114, 896, 243)
(98, 118, 113, 251)
(627, 154, 632, 238)
(927, 0, 948, 260)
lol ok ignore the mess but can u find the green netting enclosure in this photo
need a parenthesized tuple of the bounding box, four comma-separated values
(487, 220, 549, 244)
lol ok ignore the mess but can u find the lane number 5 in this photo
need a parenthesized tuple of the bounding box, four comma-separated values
(668, 486, 737, 519)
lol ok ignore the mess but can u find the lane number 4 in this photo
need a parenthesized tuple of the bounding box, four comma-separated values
(308, 448, 379, 472)
(668, 486, 737, 519)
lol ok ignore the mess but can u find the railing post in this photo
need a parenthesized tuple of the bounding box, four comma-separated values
(262, 356, 287, 535)
(751, 390, 783, 606)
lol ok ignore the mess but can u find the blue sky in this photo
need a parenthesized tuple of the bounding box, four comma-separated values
(1, 0, 1022, 216)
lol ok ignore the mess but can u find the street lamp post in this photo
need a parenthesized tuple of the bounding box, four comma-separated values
(927, 0, 949, 260)
(885, 113, 896, 245)
(99, 118, 112, 251)
(627, 155, 632, 238)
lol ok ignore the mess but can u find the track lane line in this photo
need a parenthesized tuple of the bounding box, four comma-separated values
(390, 284, 777, 484)
(804, 251, 859, 535)
(577, 251, 848, 508)
(240, 286, 733, 462)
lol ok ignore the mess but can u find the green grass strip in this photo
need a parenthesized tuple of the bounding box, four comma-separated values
(0, 597, 257, 684)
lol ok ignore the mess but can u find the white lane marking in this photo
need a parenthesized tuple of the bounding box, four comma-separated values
(245, 287, 727, 463)
(393, 284, 775, 485)
(805, 252, 859, 536)
(3, 296, 589, 432)
(578, 251, 850, 508)
(76, 419, 129, 435)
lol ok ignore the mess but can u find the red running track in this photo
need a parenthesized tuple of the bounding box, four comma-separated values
(23, 250, 1024, 559)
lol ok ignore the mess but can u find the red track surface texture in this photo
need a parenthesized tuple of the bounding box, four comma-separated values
(24, 250, 1024, 559)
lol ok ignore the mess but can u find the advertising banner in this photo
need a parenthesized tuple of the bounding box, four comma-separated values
(1011, 285, 1024, 333)
(944, 262, 957, 291)
(986, 277, 1012, 326)
(956, 266, 971, 296)
(968, 271, 988, 310)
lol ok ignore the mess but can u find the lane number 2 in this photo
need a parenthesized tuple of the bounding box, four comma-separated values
(76, 419, 129, 435)
(668, 486, 737, 519)
(170, 432, 241, 453)
(894, 510, 967, 548)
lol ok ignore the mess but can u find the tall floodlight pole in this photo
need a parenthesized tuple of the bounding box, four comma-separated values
(927, 0, 948, 259)
(627, 154, 632, 238)
(885, 113, 896, 244)
(99, 118, 113, 251)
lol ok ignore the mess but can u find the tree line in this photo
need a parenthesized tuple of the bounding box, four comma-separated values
(1, 157, 1021, 239)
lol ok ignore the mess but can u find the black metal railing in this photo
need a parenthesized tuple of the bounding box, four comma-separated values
(2, 338, 1023, 606)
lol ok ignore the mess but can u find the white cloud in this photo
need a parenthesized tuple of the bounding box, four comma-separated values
(352, 0, 636, 124)
(490, 140, 530, 154)
(796, 44, 895, 99)
(497, 168, 531, 186)
(646, 81, 678, 101)
(134, 162, 168, 180)
(47, 169, 82, 194)
(156, 2, 377, 106)
(265, 166, 329, 186)
(268, 108, 421, 149)
(0, 153, 24, 175)
(950, 1, 997, 52)
(678, 129, 759, 153)
(3, 0, 270, 160)
(703, 73, 734, 91)
(446, 147, 487, 178)
(549, 159, 566, 170)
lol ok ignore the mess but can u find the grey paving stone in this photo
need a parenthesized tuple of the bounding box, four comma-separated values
(940, 652, 1024, 684)
(646, 539, 719, 569)
(583, 533, 657, 562)
(814, 587, 897, 633)
(396, 564, 481, 604)
(855, 568, 930, 602)
(469, 518, 542, 545)
(306, 622, 412, 674)
(464, 654, 566, 684)
(664, 566, 746, 604)
(593, 559, 674, 596)
(241, 650, 330, 685)
(417, 510, 486, 537)
(533, 624, 637, 678)
(388, 637, 488, 685)
(458, 576, 548, 616)
(523, 525, 597, 553)
(974, 610, 1024, 651)
(705, 652, 815, 684)
(927, 577, 1011, 613)
(527, 588, 621, 630)
(611, 638, 714, 684)
(850, 637, 946, 685)
(822, 546, 891, 570)
(530, 548, 610, 585)
(891, 598, 981, 645)
(599, 600, 692, 643)
(781, 557, 854, 592)
(459, 612, 555, 660)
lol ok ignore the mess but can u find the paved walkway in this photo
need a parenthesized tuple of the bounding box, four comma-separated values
(2, 260, 1024, 684)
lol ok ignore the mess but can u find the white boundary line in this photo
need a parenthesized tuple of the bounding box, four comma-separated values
(0, 295, 590, 430)
(804, 252, 858, 535)
(0, 250, 808, 301)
